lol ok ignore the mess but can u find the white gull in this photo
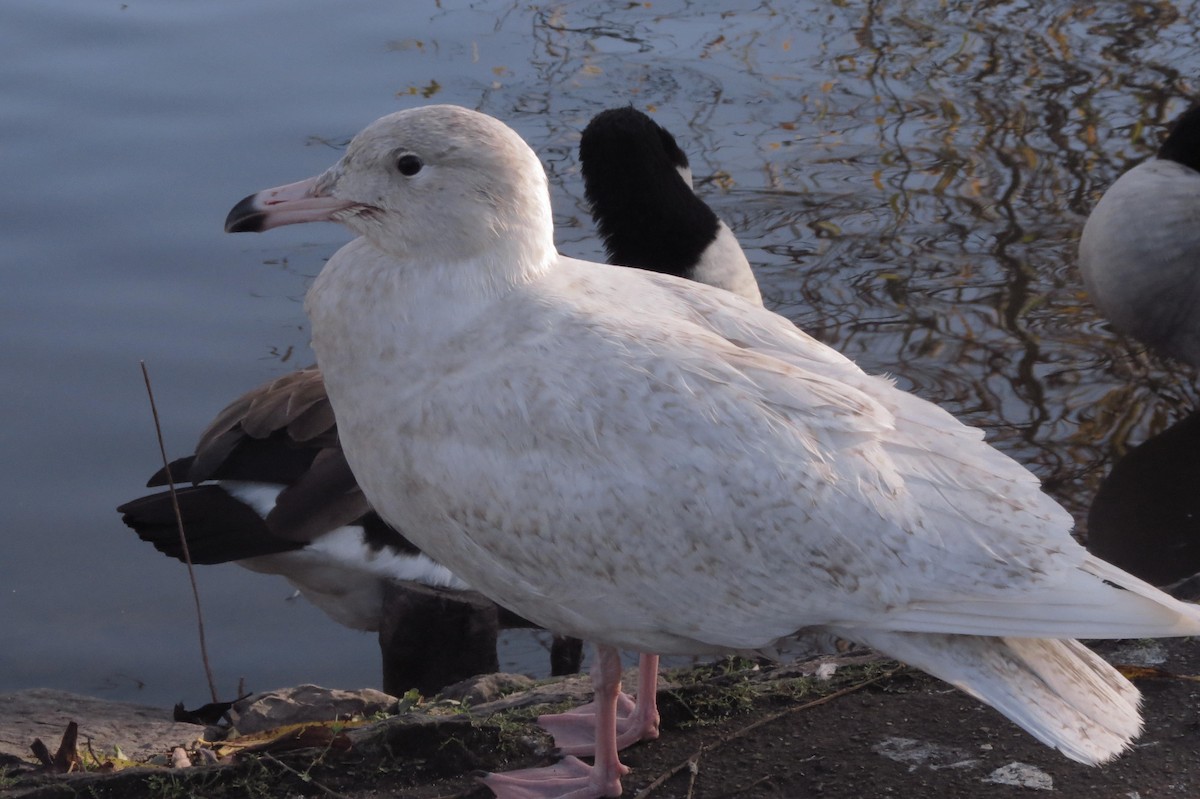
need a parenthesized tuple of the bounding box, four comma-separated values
(121, 106, 758, 701)
(225, 104, 1200, 799)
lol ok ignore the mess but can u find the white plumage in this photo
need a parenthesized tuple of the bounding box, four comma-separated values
(227, 105, 1200, 796)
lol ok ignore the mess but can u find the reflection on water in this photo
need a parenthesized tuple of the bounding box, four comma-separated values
(484, 0, 1200, 529)
(6, 0, 1200, 704)
(540, 0, 1200, 529)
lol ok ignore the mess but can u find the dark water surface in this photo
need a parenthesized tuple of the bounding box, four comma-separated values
(3, 0, 1200, 707)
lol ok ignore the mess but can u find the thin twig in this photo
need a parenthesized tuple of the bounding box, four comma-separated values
(140, 361, 219, 704)
(259, 752, 351, 799)
(684, 756, 699, 799)
(632, 666, 902, 798)
(85, 736, 100, 769)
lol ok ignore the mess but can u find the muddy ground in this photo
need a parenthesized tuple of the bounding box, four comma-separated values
(4, 638, 1199, 799)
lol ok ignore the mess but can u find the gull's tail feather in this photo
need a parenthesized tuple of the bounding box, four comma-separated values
(849, 629, 1141, 765)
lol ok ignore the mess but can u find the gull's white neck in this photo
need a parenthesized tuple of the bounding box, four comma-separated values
(308, 228, 555, 340)
(305, 231, 558, 451)
(304, 229, 559, 541)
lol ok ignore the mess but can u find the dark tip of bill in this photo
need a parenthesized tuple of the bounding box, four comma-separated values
(225, 193, 266, 233)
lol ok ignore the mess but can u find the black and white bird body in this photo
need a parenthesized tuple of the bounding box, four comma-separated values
(224, 104, 1200, 798)
(119, 366, 465, 630)
(1079, 105, 1200, 365)
(1078, 106, 1200, 601)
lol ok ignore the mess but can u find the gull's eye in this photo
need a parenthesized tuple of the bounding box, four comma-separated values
(396, 154, 423, 176)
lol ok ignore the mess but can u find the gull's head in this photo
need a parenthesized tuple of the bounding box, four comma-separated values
(225, 105, 556, 266)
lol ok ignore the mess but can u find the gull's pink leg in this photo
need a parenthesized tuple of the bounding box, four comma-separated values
(625, 654, 661, 745)
(482, 644, 627, 799)
(538, 653, 660, 756)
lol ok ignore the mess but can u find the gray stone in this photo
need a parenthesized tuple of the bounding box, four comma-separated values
(872, 736, 980, 772)
(230, 684, 397, 735)
(439, 672, 535, 705)
(983, 761, 1054, 791)
(0, 689, 199, 762)
(1108, 640, 1169, 667)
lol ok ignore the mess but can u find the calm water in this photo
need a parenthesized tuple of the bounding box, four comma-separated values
(3, 0, 1200, 708)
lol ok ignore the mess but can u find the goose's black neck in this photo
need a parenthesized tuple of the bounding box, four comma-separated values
(580, 107, 719, 280)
